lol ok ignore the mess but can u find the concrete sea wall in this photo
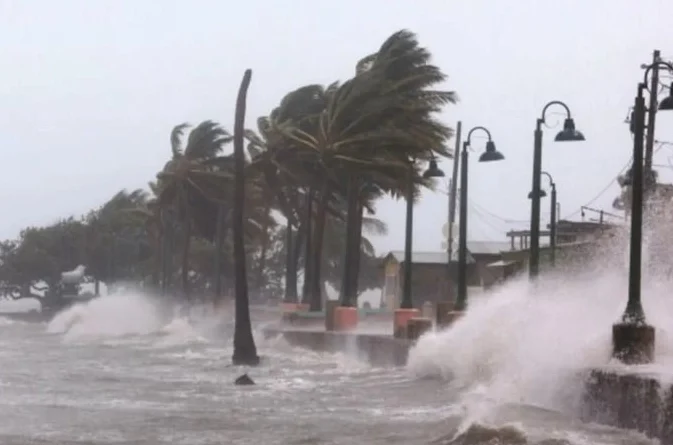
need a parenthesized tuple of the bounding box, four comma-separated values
(581, 367, 673, 443)
(262, 327, 411, 367)
(265, 326, 673, 442)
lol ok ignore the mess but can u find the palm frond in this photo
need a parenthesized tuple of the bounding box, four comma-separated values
(170, 123, 190, 158)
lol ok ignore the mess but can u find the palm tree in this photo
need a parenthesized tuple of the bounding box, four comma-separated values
(246, 95, 326, 304)
(276, 29, 456, 310)
(232, 69, 260, 366)
(156, 120, 233, 302)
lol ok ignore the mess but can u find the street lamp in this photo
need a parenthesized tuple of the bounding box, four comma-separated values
(659, 81, 673, 110)
(612, 57, 673, 362)
(529, 101, 585, 279)
(640, 51, 673, 170)
(400, 156, 445, 310)
(527, 172, 557, 267)
(393, 156, 444, 338)
(454, 127, 505, 313)
(612, 82, 655, 364)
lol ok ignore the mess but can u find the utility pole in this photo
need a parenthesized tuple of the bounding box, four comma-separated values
(447, 121, 462, 293)
(645, 49, 661, 171)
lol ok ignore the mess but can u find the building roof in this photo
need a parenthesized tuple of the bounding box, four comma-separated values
(486, 259, 518, 268)
(385, 241, 511, 265)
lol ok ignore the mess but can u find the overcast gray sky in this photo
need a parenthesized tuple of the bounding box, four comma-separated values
(2, 0, 673, 254)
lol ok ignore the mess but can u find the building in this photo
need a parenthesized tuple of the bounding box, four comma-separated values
(379, 219, 622, 310)
(380, 241, 511, 309)
(504, 219, 620, 271)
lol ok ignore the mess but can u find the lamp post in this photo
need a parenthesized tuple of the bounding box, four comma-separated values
(400, 157, 445, 309)
(612, 63, 673, 363)
(453, 126, 505, 314)
(528, 172, 557, 267)
(643, 51, 673, 170)
(612, 83, 655, 364)
(393, 157, 444, 338)
(529, 101, 585, 279)
(546, 173, 557, 268)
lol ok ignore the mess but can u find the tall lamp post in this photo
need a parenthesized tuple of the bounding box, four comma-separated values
(529, 102, 585, 279)
(613, 65, 673, 364)
(528, 171, 557, 267)
(401, 157, 445, 308)
(643, 50, 673, 170)
(393, 157, 444, 338)
(452, 126, 505, 315)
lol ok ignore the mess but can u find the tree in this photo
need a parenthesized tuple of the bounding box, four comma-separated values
(232, 69, 260, 366)
(155, 121, 233, 302)
(1, 28, 459, 340)
(269, 30, 455, 310)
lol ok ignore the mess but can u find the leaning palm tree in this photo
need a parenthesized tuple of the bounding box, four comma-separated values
(247, 92, 330, 304)
(278, 29, 456, 310)
(156, 120, 233, 302)
(231, 69, 260, 366)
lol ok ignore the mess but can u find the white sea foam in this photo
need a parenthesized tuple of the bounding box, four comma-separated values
(408, 220, 673, 438)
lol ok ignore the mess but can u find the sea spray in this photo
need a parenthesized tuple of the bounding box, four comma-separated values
(408, 255, 673, 424)
(47, 292, 167, 340)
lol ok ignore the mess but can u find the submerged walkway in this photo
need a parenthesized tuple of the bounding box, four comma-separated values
(262, 324, 410, 367)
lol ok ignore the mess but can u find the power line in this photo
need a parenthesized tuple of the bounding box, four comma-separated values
(468, 198, 530, 224)
(562, 157, 632, 220)
(469, 204, 515, 240)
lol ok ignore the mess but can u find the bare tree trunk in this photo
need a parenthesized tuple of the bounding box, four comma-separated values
(231, 69, 259, 366)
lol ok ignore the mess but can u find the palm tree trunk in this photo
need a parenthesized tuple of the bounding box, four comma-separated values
(151, 230, 160, 290)
(309, 180, 330, 312)
(161, 211, 173, 296)
(284, 224, 299, 302)
(350, 200, 365, 303)
(254, 207, 272, 292)
(301, 188, 313, 304)
(214, 204, 225, 305)
(181, 222, 191, 302)
(231, 69, 259, 366)
(292, 224, 305, 301)
(339, 175, 359, 307)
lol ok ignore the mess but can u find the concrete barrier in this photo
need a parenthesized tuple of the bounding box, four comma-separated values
(581, 367, 673, 443)
(263, 327, 412, 367)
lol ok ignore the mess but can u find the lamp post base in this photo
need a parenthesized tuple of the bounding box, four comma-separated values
(443, 310, 465, 327)
(393, 308, 420, 339)
(612, 322, 655, 365)
(407, 317, 432, 340)
(333, 306, 358, 332)
(435, 301, 453, 327)
(281, 303, 309, 313)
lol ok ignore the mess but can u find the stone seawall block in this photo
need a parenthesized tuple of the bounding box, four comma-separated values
(582, 368, 671, 442)
(263, 327, 412, 367)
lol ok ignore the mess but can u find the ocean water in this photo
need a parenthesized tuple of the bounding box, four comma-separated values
(1, 235, 671, 445)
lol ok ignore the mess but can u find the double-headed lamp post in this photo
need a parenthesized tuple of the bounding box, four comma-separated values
(528, 171, 557, 267)
(529, 102, 585, 279)
(453, 126, 505, 314)
(613, 65, 673, 364)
